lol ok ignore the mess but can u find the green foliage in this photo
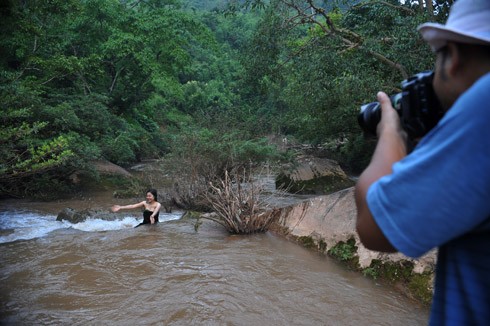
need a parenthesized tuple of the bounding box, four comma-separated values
(298, 236, 316, 249)
(362, 266, 379, 279)
(328, 238, 358, 262)
(0, 131, 74, 179)
(342, 2, 436, 76)
(169, 126, 281, 177)
(241, 7, 285, 98)
(235, 0, 445, 172)
(0, 0, 226, 196)
(0, 0, 451, 197)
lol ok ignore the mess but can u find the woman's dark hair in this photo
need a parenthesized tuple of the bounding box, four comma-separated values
(147, 189, 158, 201)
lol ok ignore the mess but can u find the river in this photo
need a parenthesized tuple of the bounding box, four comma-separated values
(0, 193, 429, 325)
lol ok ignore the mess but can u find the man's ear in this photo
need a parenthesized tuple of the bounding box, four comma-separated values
(446, 42, 462, 77)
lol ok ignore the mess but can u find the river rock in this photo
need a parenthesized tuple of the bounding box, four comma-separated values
(272, 187, 437, 274)
(69, 160, 132, 185)
(56, 208, 77, 222)
(56, 208, 117, 223)
(275, 156, 354, 195)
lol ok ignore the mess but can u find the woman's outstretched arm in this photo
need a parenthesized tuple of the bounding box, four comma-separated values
(111, 201, 145, 213)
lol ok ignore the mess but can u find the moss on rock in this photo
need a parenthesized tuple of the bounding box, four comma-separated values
(408, 273, 434, 305)
(361, 259, 433, 305)
(297, 236, 317, 249)
(287, 233, 433, 307)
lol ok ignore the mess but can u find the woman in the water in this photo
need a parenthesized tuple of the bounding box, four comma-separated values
(111, 189, 162, 227)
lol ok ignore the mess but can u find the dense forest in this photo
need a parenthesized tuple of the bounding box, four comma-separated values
(0, 0, 452, 198)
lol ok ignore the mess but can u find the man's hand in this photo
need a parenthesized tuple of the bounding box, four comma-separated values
(354, 91, 408, 253)
(376, 92, 406, 141)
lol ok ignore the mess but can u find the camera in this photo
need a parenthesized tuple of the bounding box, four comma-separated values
(358, 71, 444, 139)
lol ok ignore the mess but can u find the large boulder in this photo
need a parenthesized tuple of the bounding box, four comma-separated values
(272, 187, 436, 272)
(276, 156, 354, 195)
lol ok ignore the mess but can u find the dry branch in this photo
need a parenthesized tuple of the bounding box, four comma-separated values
(201, 169, 279, 234)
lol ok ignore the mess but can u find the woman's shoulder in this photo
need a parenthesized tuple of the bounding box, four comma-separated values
(144, 202, 160, 211)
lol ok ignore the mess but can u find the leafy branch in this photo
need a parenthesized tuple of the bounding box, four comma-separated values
(0, 134, 74, 182)
(279, 0, 408, 79)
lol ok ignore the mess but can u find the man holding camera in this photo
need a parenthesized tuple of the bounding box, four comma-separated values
(355, 0, 490, 325)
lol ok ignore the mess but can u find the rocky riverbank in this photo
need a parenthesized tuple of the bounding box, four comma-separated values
(268, 187, 436, 305)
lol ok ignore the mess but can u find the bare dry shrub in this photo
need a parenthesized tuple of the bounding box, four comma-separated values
(201, 169, 280, 234)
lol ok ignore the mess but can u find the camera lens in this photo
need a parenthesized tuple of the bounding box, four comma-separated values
(358, 102, 381, 135)
(358, 93, 403, 136)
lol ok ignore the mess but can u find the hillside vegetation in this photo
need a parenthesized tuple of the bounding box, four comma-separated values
(0, 0, 450, 198)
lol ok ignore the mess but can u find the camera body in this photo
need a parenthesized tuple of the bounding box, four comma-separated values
(358, 71, 444, 139)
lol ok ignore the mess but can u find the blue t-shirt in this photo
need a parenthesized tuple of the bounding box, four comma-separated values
(367, 72, 490, 325)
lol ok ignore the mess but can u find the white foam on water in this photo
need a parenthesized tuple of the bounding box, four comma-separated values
(70, 216, 140, 232)
(0, 210, 182, 244)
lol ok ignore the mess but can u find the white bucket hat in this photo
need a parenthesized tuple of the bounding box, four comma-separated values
(417, 0, 490, 52)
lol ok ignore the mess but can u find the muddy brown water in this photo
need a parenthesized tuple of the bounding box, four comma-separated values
(0, 192, 429, 325)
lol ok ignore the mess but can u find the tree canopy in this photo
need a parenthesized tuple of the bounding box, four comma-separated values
(0, 0, 452, 197)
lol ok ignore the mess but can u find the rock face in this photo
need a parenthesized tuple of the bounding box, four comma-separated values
(91, 160, 132, 177)
(69, 160, 132, 185)
(272, 187, 436, 274)
(276, 156, 355, 195)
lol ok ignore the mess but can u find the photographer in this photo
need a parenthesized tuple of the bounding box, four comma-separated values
(354, 0, 490, 325)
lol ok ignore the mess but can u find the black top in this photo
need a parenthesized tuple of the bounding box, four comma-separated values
(142, 209, 159, 224)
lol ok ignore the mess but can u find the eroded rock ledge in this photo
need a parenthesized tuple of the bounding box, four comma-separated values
(270, 187, 436, 304)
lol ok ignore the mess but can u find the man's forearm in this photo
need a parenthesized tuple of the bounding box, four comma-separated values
(354, 116, 406, 252)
